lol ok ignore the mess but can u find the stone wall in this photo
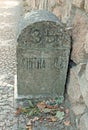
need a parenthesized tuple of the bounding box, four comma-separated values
(67, 2, 88, 130)
(23, 0, 88, 129)
(23, 0, 72, 23)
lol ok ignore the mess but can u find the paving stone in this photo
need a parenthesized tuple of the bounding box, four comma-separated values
(0, 122, 5, 127)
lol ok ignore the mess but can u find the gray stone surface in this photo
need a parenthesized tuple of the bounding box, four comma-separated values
(71, 9, 88, 64)
(68, 63, 88, 109)
(71, 104, 86, 115)
(78, 64, 88, 108)
(17, 10, 71, 98)
(23, 0, 72, 23)
(67, 66, 82, 104)
(67, 64, 87, 115)
(0, 75, 17, 130)
(0, 0, 23, 75)
(80, 113, 88, 130)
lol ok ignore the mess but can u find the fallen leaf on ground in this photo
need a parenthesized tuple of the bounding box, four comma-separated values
(42, 108, 51, 113)
(15, 106, 22, 116)
(37, 101, 46, 111)
(60, 106, 64, 112)
(26, 125, 32, 130)
(55, 96, 64, 104)
(46, 105, 58, 109)
(27, 120, 32, 126)
(64, 120, 71, 126)
(65, 108, 70, 114)
(39, 117, 44, 122)
(22, 108, 29, 113)
(56, 111, 64, 120)
(32, 117, 39, 122)
(28, 100, 34, 108)
(26, 120, 33, 130)
(27, 107, 40, 116)
(48, 116, 57, 122)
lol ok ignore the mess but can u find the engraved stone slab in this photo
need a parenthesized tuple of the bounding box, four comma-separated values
(17, 10, 71, 98)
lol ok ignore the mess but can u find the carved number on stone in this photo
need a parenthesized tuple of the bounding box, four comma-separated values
(31, 29, 56, 45)
(31, 29, 41, 43)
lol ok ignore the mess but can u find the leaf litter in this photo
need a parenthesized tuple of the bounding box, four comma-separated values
(15, 96, 71, 129)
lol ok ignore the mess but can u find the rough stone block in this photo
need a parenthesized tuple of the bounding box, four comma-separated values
(16, 10, 71, 98)
(67, 63, 88, 109)
(80, 113, 88, 130)
(72, 0, 84, 9)
(78, 64, 88, 108)
(71, 104, 86, 115)
(84, 0, 88, 13)
(67, 66, 83, 104)
(23, 0, 72, 23)
(71, 10, 88, 64)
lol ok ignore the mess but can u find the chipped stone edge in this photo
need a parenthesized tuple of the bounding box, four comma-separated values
(14, 75, 18, 99)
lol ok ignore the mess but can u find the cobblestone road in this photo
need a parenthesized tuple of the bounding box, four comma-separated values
(0, 0, 22, 75)
(0, 74, 28, 130)
(0, 1, 26, 130)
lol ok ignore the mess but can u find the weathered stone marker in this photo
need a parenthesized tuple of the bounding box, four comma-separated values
(16, 10, 71, 98)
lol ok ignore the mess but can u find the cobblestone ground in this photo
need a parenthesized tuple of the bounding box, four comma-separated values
(0, 0, 22, 75)
(0, 74, 28, 130)
(0, 0, 26, 130)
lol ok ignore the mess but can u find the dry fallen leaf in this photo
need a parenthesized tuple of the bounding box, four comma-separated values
(32, 117, 39, 122)
(47, 116, 57, 122)
(26, 125, 32, 130)
(15, 106, 22, 116)
(65, 109, 70, 114)
(26, 120, 33, 130)
(27, 120, 32, 126)
(46, 105, 58, 109)
(60, 106, 64, 112)
(56, 111, 64, 120)
(37, 101, 46, 111)
(50, 116, 57, 122)
(64, 120, 71, 126)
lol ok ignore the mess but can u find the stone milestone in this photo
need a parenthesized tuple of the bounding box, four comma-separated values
(17, 10, 71, 98)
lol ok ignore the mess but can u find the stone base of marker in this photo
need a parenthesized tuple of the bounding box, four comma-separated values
(14, 75, 62, 99)
(15, 75, 66, 99)
(16, 10, 71, 99)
